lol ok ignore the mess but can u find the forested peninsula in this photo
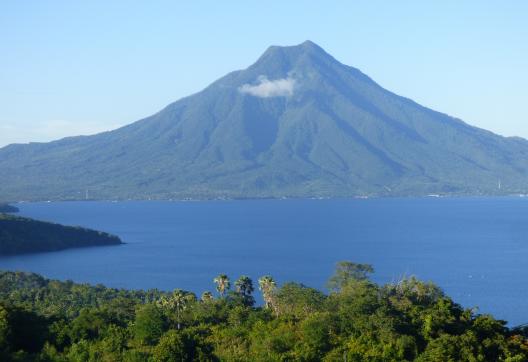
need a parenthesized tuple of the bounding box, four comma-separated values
(0, 214, 122, 255)
(0, 263, 527, 361)
(0, 203, 18, 213)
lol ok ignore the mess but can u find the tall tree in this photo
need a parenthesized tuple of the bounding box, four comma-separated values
(200, 291, 214, 303)
(213, 274, 230, 298)
(327, 261, 374, 291)
(157, 289, 191, 330)
(235, 275, 255, 306)
(134, 304, 165, 345)
(258, 275, 277, 310)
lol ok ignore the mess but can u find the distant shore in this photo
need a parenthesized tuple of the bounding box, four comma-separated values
(8, 192, 528, 204)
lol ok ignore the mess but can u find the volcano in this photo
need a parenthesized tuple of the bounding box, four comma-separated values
(1, 40, 528, 200)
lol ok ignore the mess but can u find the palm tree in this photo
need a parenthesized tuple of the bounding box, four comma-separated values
(235, 275, 255, 306)
(157, 295, 170, 309)
(213, 274, 230, 298)
(172, 289, 187, 330)
(157, 289, 188, 330)
(235, 275, 254, 297)
(201, 291, 214, 302)
(258, 275, 276, 309)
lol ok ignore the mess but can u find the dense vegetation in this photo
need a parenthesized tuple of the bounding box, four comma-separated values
(0, 214, 122, 255)
(0, 204, 18, 213)
(0, 262, 527, 361)
(2, 41, 528, 201)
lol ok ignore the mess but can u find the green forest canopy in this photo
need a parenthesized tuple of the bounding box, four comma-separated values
(1, 261, 527, 361)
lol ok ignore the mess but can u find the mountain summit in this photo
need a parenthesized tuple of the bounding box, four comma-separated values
(1, 41, 528, 200)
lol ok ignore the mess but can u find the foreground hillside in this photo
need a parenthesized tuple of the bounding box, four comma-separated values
(0, 264, 527, 361)
(0, 214, 122, 255)
(2, 41, 528, 201)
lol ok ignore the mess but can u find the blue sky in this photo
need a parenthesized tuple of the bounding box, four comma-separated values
(1, 1, 527, 147)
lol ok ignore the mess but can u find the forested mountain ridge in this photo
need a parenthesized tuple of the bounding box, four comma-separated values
(1, 41, 528, 200)
(0, 264, 527, 361)
(0, 214, 122, 255)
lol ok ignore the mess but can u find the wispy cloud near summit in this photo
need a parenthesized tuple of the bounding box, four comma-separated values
(239, 76, 295, 98)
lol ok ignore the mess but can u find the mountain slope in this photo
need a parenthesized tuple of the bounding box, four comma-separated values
(1, 40, 528, 200)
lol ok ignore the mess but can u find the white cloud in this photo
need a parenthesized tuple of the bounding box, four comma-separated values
(239, 75, 296, 98)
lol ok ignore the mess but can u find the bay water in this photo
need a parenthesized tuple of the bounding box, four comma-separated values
(1, 197, 527, 325)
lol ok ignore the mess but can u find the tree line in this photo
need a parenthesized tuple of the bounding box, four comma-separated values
(0, 262, 527, 361)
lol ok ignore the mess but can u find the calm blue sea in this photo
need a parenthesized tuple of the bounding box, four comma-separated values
(1, 197, 527, 325)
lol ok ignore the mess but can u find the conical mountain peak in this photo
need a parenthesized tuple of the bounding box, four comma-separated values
(2, 41, 528, 200)
(204, 41, 341, 95)
(256, 40, 333, 67)
(232, 40, 346, 90)
(264, 40, 325, 55)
